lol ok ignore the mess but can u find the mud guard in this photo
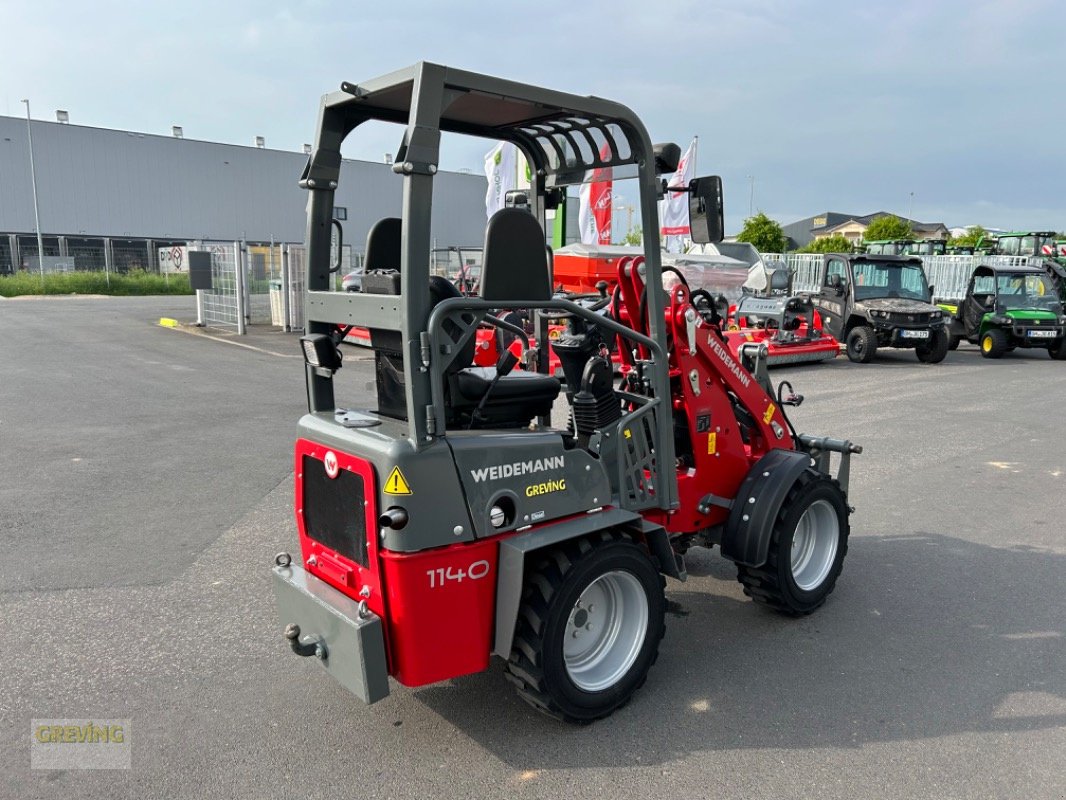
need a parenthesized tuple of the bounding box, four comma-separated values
(720, 448, 812, 568)
(492, 507, 678, 659)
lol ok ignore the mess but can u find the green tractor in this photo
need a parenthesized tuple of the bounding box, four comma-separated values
(864, 239, 912, 256)
(903, 239, 947, 257)
(987, 231, 1058, 259)
(985, 231, 1066, 303)
(941, 264, 1066, 359)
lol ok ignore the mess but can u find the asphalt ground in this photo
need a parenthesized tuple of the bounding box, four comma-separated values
(1, 296, 1064, 799)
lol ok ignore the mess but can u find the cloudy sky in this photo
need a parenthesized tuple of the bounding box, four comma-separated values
(3, 0, 1064, 233)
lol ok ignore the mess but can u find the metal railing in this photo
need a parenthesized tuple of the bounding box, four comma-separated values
(786, 254, 825, 293)
(922, 255, 1031, 302)
(192, 242, 243, 333)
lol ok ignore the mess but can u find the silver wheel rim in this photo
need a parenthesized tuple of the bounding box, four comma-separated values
(563, 570, 648, 692)
(790, 499, 840, 591)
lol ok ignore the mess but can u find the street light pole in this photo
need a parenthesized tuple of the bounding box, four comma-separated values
(21, 99, 45, 282)
(747, 175, 755, 218)
(908, 192, 914, 221)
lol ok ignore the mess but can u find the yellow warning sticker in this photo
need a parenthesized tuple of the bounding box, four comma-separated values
(763, 403, 775, 424)
(383, 466, 413, 495)
(623, 428, 632, 439)
(707, 432, 717, 455)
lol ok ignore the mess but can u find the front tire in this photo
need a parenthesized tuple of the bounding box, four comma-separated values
(1049, 339, 1066, 360)
(948, 334, 961, 351)
(845, 325, 877, 363)
(980, 329, 1009, 358)
(736, 469, 850, 615)
(916, 328, 949, 363)
(506, 533, 666, 723)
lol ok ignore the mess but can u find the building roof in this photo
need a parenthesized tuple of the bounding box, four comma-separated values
(820, 213, 948, 236)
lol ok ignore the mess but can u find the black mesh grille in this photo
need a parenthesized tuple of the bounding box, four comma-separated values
(302, 455, 368, 566)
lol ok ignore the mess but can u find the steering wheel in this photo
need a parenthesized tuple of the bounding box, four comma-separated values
(690, 288, 727, 327)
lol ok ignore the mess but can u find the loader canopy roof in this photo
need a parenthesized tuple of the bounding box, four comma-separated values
(303, 62, 653, 188)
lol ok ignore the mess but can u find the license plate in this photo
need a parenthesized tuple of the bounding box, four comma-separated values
(900, 329, 929, 339)
(1027, 329, 1056, 338)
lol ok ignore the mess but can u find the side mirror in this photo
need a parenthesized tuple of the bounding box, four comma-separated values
(827, 273, 842, 289)
(653, 142, 681, 175)
(688, 176, 724, 244)
(928, 284, 935, 300)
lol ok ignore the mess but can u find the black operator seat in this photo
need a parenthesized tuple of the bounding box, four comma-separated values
(447, 208, 561, 426)
(365, 217, 401, 270)
(361, 217, 406, 419)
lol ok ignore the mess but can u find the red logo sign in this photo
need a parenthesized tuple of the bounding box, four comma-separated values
(323, 451, 339, 479)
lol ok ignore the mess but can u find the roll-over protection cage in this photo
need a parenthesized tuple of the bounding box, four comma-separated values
(300, 62, 678, 512)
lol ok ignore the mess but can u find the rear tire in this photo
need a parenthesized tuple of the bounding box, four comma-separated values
(736, 469, 850, 616)
(845, 326, 877, 363)
(916, 328, 949, 363)
(1049, 340, 1066, 360)
(980, 329, 1009, 359)
(506, 533, 666, 723)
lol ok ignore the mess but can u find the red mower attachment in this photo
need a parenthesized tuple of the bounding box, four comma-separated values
(725, 294, 840, 366)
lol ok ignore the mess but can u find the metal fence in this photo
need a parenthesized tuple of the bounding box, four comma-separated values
(923, 255, 1031, 302)
(192, 242, 244, 333)
(183, 242, 358, 335)
(778, 252, 1037, 303)
(786, 254, 825, 293)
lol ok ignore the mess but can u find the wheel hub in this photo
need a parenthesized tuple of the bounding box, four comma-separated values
(563, 570, 648, 692)
(790, 499, 840, 591)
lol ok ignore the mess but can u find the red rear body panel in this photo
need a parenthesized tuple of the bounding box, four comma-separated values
(295, 439, 502, 688)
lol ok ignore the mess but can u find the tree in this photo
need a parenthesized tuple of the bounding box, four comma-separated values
(863, 215, 914, 242)
(798, 234, 853, 254)
(947, 225, 988, 248)
(735, 212, 787, 253)
(622, 226, 642, 246)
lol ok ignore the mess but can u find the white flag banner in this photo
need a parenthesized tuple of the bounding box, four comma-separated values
(577, 180, 597, 244)
(658, 137, 697, 253)
(484, 141, 518, 219)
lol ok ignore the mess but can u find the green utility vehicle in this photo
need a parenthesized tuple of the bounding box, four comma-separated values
(942, 264, 1066, 359)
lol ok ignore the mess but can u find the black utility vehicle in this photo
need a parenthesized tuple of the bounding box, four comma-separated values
(811, 254, 948, 364)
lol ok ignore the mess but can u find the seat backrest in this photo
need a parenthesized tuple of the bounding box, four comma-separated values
(364, 217, 402, 271)
(480, 209, 551, 303)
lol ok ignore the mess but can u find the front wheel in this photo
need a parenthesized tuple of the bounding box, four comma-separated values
(736, 469, 850, 615)
(948, 334, 961, 351)
(1049, 340, 1066, 360)
(845, 325, 877, 363)
(506, 533, 666, 723)
(980, 329, 1009, 359)
(916, 328, 949, 363)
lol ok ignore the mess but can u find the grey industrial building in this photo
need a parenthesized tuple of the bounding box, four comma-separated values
(0, 115, 488, 274)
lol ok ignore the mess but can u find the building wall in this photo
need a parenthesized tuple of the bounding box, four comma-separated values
(816, 220, 867, 245)
(0, 116, 487, 251)
(781, 212, 852, 250)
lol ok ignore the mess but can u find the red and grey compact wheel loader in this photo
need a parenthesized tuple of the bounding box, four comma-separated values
(273, 63, 862, 723)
